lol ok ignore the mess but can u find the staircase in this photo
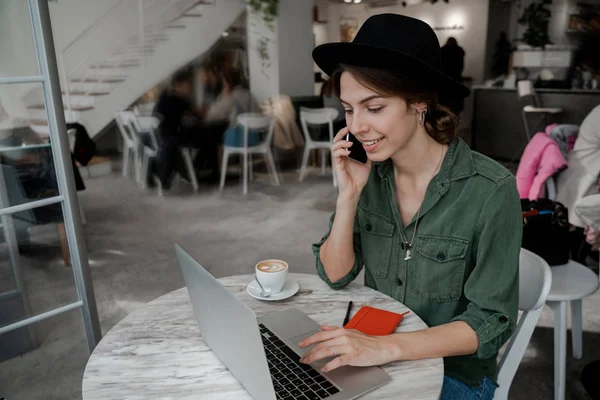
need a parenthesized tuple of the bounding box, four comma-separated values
(25, 0, 246, 140)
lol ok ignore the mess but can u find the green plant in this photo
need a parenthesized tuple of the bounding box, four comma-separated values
(249, 0, 278, 31)
(518, 0, 553, 48)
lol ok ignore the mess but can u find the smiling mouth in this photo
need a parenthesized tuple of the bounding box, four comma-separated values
(361, 138, 384, 146)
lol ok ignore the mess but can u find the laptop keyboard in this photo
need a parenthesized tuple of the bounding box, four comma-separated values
(259, 324, 341, 400)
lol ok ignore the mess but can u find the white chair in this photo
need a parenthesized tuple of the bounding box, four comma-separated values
(495, 249, 552, 400)
(219, 113, 279, 195)
(517, 80, 563, 140)
(115, 111, 142, 182)
(298, 107, 339, 187)
(135, 116, 162, 194)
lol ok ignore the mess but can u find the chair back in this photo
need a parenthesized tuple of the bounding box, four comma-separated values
(115, 111, 137, 147)
(495, 248, 552, 399)
(517, 80, 540, 107)
(236, 113, 275, 148)
(299, 107, 339, 144)
(136, 116, 160, 150)
(67, 128, 77, 152)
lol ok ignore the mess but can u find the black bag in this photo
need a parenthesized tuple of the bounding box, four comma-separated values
(521, 198, 570, 266)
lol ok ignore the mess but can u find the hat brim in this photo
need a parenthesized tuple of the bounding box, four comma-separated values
(313, 42, 470, 99)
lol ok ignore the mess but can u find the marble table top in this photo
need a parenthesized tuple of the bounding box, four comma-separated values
(82, 273, 443, 399)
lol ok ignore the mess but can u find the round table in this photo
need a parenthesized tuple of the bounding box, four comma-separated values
(82, 273, 444, 399)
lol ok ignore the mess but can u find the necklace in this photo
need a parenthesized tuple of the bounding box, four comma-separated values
(401, 146, 445, 261)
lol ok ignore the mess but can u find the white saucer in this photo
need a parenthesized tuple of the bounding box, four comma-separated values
(247, 279, 299, 301)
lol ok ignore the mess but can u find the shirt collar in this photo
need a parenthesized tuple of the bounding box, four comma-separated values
(376, 138, 476, 192)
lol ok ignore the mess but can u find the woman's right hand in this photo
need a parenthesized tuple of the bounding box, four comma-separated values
(332, 127, 372, 200)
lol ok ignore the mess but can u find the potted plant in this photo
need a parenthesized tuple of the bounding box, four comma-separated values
(518, 0, 552, 49)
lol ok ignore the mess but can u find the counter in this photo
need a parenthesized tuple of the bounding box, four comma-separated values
(470, 86, 600, 161)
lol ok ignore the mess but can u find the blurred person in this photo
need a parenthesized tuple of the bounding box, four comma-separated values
(440, 37, 466, 115)
(206, 68, 259, 125)
(151, 69, 202, 190)
(196, 64, 222, 114)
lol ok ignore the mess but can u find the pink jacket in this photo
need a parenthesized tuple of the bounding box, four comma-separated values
(516, 129, 567, 200)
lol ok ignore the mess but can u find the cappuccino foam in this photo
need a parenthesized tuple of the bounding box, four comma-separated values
(257, 261, 287, 273)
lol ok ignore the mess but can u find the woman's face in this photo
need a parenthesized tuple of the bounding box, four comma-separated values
(339, 71, 422, 162)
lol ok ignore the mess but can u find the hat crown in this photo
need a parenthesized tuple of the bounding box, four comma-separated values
(352, 14, 442, 69)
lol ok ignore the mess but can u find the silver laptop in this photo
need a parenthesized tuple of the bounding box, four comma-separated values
(175, 245, 390, 400)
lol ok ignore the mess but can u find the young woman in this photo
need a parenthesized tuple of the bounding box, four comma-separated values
(299, 14, 522, 400)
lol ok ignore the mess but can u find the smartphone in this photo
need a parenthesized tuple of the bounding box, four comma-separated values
(345, 132, 368, 164)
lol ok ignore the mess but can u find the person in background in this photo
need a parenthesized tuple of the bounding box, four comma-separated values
(195, 65, 222, 115)
(440, 37, 466, 115)
(152, 69, 202, 190)
(206, 67, 259, 126)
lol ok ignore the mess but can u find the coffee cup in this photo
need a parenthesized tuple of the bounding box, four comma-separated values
(255, 259, 289, 295)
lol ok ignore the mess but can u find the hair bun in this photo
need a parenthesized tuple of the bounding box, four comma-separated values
(424, 104, 458, 145)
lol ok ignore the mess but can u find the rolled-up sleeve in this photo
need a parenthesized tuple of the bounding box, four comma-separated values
(312, 212, 364, 290)
(451, 175, 522, 359)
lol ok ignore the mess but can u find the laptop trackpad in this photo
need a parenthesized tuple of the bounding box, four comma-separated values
(288, 329, 320, 356)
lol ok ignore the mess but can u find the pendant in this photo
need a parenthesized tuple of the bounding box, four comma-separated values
(404, 248, 412, 261)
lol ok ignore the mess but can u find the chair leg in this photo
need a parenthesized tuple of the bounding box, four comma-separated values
(141, 153, 149, 190)
(299, 146, 311, 182)
(248, 153, 254, 182)
(122, 147, 130, 178)
(242, 150, 248, 195)
(320, 149, 326, 175)
(57, 223, 71, 267)
(219, 149, 230, 191)
(331, 151, 337, 187)
(571, 299, 583, 359)
(181, 148, 199, 192)
(548, 301, 567, 400)
(265, 149, 280, 186)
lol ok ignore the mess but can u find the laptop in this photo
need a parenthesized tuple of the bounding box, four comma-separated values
(175, 245, 391, 400)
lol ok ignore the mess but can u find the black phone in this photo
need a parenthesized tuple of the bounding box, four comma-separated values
(345, 132, 368, 164)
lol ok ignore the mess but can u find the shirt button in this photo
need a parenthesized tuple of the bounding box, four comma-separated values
(499, 315, 509, 324)
(396, 278, 403, 286)
(365, 223, 372, 232)
(437, 252, 446, 261)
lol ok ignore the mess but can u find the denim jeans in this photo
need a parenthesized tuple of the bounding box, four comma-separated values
(440, 375, 497, 400)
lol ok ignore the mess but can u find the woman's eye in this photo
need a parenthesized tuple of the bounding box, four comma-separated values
(368, 107, 383, 113)
(344, 109, 353, 115)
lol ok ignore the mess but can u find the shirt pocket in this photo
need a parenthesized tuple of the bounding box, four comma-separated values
(412, 235, 470, 303)
(357, 207, 396, 279)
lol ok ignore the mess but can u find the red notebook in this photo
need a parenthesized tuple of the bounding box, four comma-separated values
(343, 306, 409, 336)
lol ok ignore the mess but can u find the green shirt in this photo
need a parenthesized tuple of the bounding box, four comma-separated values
(312, 138, 521, 387)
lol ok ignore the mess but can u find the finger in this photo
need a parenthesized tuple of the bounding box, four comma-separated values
(333, 126, 350, 142)
(302, 342, 353, 365)
(331, 140, 352, 152)
(332, 148, 351, 161)
(298, 328, 345, 348)
(322, 354, 353, 372)
(320, 325, 339, 331)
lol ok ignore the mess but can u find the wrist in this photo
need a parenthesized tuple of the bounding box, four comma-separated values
(337, 193, 360, 209)
(381, 333, 405, 362)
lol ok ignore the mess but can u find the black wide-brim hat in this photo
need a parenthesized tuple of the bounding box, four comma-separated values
(313, 13, 470, 100)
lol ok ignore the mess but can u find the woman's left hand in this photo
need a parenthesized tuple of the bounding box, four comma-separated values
(298, 325, 399, 372)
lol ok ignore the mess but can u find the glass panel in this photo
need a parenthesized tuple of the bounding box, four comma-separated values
(0, 211, 80, 360)
(0, 83, 61, 209)
(0, 0, 39, 77)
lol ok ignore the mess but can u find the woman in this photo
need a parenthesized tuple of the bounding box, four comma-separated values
(300, 14, 521, 400)
(206, 67, 259, 127)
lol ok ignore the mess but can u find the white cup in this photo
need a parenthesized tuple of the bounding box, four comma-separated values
(255, 259, 289, 295)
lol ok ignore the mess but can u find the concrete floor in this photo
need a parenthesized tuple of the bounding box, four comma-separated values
(1, 165, 599, 400)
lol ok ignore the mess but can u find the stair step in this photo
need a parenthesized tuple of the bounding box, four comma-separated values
(28, 105, 94, 112)
(183, 13, 203, 17)
(62, 91, 109, 96)
(167, 24, 187, 29)
(70, 78, 126, 83)
(90, 63, 141, 69)
(29, 119, 48, 126)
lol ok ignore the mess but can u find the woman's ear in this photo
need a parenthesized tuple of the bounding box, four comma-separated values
(412, 102, 428, 114)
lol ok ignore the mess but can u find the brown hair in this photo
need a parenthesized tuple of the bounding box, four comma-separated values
(332, 64, 458, 145)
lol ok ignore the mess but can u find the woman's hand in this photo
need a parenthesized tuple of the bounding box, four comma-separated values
(332, 127, 372, 200)
(298, 325, 398, 372)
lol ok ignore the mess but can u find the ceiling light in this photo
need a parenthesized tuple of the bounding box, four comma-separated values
(222, 31, 229, 37)
(344, 0, 352, 3)
(353, 0, 362, 3)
